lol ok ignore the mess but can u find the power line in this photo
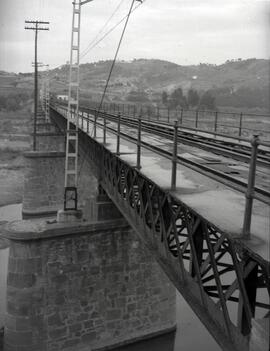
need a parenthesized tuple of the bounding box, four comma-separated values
(81, 0, 126, 57)
(78, 0, 140, 182)
(81, 0, 144, 59)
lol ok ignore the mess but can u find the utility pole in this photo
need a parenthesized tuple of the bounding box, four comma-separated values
(39, 64, 50, 122)
(25, 20, 49, 151)
(64, 0, 94, 212)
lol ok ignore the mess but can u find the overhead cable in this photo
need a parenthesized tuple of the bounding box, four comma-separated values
(78, 0, 141, 181)
(81, 0, 126, 57)
(81, 0, 143, 59)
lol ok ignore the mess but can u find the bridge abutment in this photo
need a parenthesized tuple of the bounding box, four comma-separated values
(2, 219, 176, 351)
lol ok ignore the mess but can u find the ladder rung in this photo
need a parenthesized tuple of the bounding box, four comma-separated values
(72, 46, 79, 50)
(67, 153, 77, 157)
(67, 136, 77, 140)
(69, 100, 78, 105)
(70, 82, 79, 87)
(66, 170, 76, 175)
(74, 9, 80, 14)
(73, 27, 79, 32)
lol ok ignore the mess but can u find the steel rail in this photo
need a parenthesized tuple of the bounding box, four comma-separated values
(96, 118, 270, 204)
(77, 110, 270, 204)
(92, 110, 270, 167)
(52, 104, 270, 203)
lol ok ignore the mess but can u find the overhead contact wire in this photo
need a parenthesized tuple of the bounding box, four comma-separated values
(78, 0, 139, 181)
(81, 0, 126, 57)
(81, 0, 143, 59)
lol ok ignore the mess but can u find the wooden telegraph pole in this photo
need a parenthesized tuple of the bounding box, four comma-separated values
(25, 20, 49, 150)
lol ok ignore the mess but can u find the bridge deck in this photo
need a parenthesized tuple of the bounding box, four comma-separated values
(85, 121, 269, 264)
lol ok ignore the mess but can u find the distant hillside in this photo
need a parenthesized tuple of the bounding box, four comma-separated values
(51, 58, 269, 110)
(0, 58, 269, 111)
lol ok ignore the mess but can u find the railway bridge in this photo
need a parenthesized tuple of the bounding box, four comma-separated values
(1, 103, 269, 351)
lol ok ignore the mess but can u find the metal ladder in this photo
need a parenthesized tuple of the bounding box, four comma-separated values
(64, 0, 81, 210)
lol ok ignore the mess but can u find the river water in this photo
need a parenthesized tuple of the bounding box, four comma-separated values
(0, 204, 220, 350)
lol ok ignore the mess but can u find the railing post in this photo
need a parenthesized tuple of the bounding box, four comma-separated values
(133, 105, 136, 118)
(148, 106, 150, 121)
(87, 112, 89, 134)
(214, 111, 218, 133)
(116, 112, 121, 155)
(167, 107, 170, 123)
(157, 106, 160, 121)
(195, 110, 199, 129)
(128, 104, 130, 116)
(239, 112, 243, 139)
(180, 108, 183, 125)
(103, 110, 106, 144)
(242, 135, 259, 238)
(136, 115, 142, 169)
(171, 121, 178, 191)
(94, 109, 97, 138)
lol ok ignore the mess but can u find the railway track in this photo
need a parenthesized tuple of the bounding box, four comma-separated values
(88, 109, 270, 168)
(77, 110, 270, 205)
(52, 105, 270, 204)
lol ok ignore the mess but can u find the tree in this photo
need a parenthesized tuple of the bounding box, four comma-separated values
(169, 88, 183, 108)
(199, 91, 216, 110)
(126, 90, 149, 103)
(179, 95, 188, 109)
(161, 91, 168, 106)
(0, 96, 6, 110)
(187, 89, 199, 107)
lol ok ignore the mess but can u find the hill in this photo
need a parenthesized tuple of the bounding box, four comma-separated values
(0, 58, 269, 111)
(51, 58, 269, 110)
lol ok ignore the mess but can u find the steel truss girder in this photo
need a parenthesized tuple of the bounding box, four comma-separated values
(52, 108, 270, 351)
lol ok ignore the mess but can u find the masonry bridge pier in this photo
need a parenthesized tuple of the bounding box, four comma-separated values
(1, 104, 269, 351)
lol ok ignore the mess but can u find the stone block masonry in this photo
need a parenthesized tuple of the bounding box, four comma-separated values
(2, 218, 176, 351)
(22, 151, 65, 218)
(22, 109, 66, 219)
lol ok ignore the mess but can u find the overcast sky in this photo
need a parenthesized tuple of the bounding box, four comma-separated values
(0, 0, 269, 73)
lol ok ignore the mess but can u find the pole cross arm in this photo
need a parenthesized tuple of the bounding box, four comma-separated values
(25, 27, 49, 30)
(80, 0, 94, 5)
(25, 20, 50, 24)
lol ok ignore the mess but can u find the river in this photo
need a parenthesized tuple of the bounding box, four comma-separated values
(0, 204, 220, 350)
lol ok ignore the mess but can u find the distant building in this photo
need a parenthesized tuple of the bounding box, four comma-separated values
(57, 94, 68, 101)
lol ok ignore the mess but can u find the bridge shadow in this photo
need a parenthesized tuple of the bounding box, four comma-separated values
(117, 330, 176, 351)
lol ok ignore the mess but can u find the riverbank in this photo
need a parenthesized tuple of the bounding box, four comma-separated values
(0, 106, 31, 206)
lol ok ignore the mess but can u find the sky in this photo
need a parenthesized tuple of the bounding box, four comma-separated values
(0, 0, 269, 73)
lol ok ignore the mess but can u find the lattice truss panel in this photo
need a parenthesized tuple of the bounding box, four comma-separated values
(81, 133, 269, 351)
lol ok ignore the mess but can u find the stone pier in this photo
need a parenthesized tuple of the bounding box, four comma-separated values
(22, 113, 66, 219)
(3, 106, 176, 350)
(2, 218, 176, 351)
